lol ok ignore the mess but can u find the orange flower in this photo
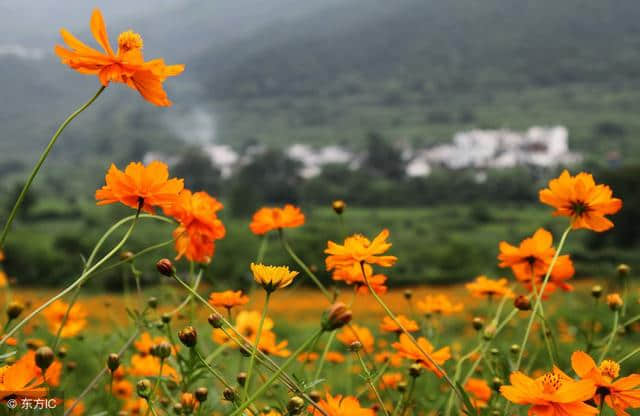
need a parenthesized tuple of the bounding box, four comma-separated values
(122, 398, 148, 415)
(43, 299, 87, 338)
(417, 294, 463, 315)
(539, 170, 622, 232)
(331, 263, 388, 295)
(297, 352, 319, 363)
(380, 315, 419, 334)
(249, 204, 305, 235)
(465, 276, 514, 299)
(308, 393, 375, 416)
(375, 351, 404, 368)
(112, 379, 134, 399)
(54, 9, 184, 106)
(572, 351, 640, 415)
(500, 368, 597, 416)
(325, 229, 397, 271)
(0, 271, 7, 288)
(465, 378, 492, 408)
(498, 228, 556, 281)
(380, 372, 404, 390)
(134, 332, 174, 356)
(0, 350, 51, 399)
(208, 290, 249, 312)
(337, 324, 375, 353)
(250, 263, 298, 292)
(95, 161, 184, 214)
(391, 334, 450, 377)
(212, 310, 274, 346)
(129, 354, 179, 381)
(325, 351, 346, 364)
(64, 399, 85, 416)
(257, 331, 291, 357)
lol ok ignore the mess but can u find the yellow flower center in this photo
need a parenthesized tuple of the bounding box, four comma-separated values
(599, 360, 620, 380)
(117, 30, 144, 52)
(542, 372, 562, 394)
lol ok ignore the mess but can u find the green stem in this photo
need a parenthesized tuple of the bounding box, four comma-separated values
(229, 329, 324, 416)
(314, 331, 336, 381)
(169, 268, 203, 316)
(598, 311, 619, 362)
(243, 291, 271, 400)
(356, 351, 390, 416)
(195, 349, 234, 390)
(514, 225, 571, 370)
(144, 359, 164, 416)
(0, 86, 105, 249)
(398, 376, 416, 416)
(1, 209, 141, 347)
(279, 230, 331, 300)
(256, 235, 268, 263)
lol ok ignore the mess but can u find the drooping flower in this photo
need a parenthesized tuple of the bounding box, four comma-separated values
(249, 205, 305, 235)
(308, 393, 375, 416)
(379, 315, 419, 334)
(42, 300, 87, 338)
(465, 276, 514, 299)
(54, 9, 184, 106)
(95, 161, 184, 214)
(250, 263, 298, 292)
(337, 324, 375, 353)
(500, 368, 598, 416)
(417, 294, 463, 315)
(539, 170, 622, 232)
(391, 334, 451, 377)
(571, 351, 640, 415)
(331, 263, 388, 294)
(208, 290, 249, 312)
(325, 229, 397, 271)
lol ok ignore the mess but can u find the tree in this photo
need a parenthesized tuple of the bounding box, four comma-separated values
(362, 132, 405, 180)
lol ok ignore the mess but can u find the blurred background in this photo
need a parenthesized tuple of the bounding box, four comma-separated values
(0, 0, 638, 289)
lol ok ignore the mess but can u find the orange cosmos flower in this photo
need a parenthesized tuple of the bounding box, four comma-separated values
(465, 378, 492, 408)
(130, 354, 179, 381)
(380, 315, 419, 334)
(380, 373, 404, 390)
(500, 368, 597, 416)
(212, 310, 274, 346)
(498, 228, 556, 280)
(134, 332, 175, 356)
(112, 379, 134, 400)
(122, 398, 148, 415)
(308, 393, 375, 416)
(331, 263, 388, 295)
(326, 351, 346, 364)
(257, 330, 291, 357)
(0, 271, 7, 288)
(298, 352, 319, 363)
(249, 204, 305, 235)
(337, 324, 375, 353)
(465, 276, 514, 299)
(54, 9, 184, 106)
(375, 351, 404, 368)
(539, 170, 622, 232)
(417, 294, 463, 315)
(325, 229, 397, 271)
(571, 351, 640, 415)
(392, 334, 451, 377)
(95, 161, 184, 214)
(43, 299, 87, 338)
(0, 351, 53, 399)
(64, 399, 85, 416)
(250, 263, 298, 292)
(208, 290, 249, 312)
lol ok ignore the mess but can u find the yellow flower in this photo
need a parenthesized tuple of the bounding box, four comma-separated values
(250, 263, 298, 292)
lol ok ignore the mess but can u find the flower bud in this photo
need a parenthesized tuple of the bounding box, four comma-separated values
(120, 251, 135, 261)
(156, 258, 175, 277)
(181, 393, 197, 414)
(137, 379, 152, 398)
(472, 317, 484, 331)
(509, 344, 520, 355)
(195, 387, 208, 402)
(172, 403, 183, 414)
(483, 324, 496, 341)
(66, 361, 77, 371)
(607, 293, 624, 311)
(236, 372, 247, 386)
(332, 200, 345, 215)
(208, 312, 223, 329)
(348, 341, 362, 352)
(403, 289, 413, 300)
(107, 353, 120, 372)
(287, 396, 305, 413)
(147, 297, 158, 309)
(223, 388, 236, 402)
(491, 377, 503, 391)
(57, 346, 68, 359)
(178, 326, 197, 348)
(514, 295, 532, 311)
(6, 301, 24, 320)
(309, 390, 321, 402)
(397, 381, 408, 393)
(155, 341, 172, 359)
(591, 285, 603, 299)
(617, 264, 631, 278)
(409, 363, 422, 378)
(161, 313, 172, 324)
(35, 346, 54, 371)
(490, 348, 499, 356)
(322, 302, 353, 331)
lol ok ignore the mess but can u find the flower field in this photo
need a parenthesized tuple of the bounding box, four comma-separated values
(1, 8, 639, 416)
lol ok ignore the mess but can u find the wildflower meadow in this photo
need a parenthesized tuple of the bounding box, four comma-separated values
(1, 8, 640, 416)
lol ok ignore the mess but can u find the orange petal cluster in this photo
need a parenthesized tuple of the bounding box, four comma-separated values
(249, 204, 305, 235)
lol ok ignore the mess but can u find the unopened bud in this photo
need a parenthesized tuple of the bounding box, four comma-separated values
(173, 403, 183, 414)
(57, 346, 68, 359)
(120, 251, 135, 261)
(161, 313, 171, 324)
(348, 341, 362, 352)
(223, 388, 236, 402)
(6, 301, 23, 320)
(323, 302, 352, 331)
(137, 379, 152, 398)
(287, 396, 305, 413)
(309, 390, 321, 402)
(509, 344, 520, 355)
(147, 297, 158, 309)
(403, 289, 413, 300)
(472, 317, 484, 331)
(195, 387, 208, 402)
(156, 258, 175, 277)
(409, 363, 422, 378)
(332, 200, 345, 215)
(107, 353, 120, 372)
(607, 293, 624, 311)
(155, 341, 172, 359)
(178, 326, 197, 348)
(35, 346, 54, 371)
(236, 372, 247, 386)
(181, 393, 197, 413)
(208, 312, 223, 329)
(490, 348, 499, 356)
(397, 381, 408, 393)
(491, 377, 503, 391)
(514, 295, 532, 311)
(617, 264, 631, 278)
